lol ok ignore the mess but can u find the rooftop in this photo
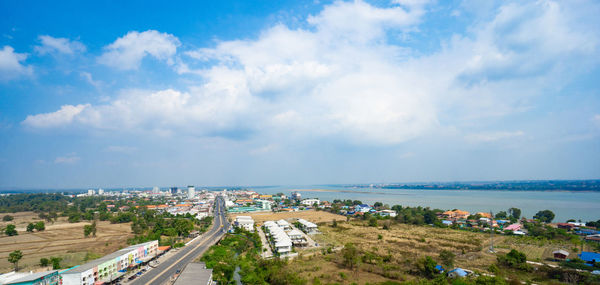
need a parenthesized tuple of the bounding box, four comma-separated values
(62, 241, 157, 274)
(174, 263, 212, 285)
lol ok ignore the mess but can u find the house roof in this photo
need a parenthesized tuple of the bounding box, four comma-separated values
(579, 251, 600, 262)
(5, 270, 57, 284)
(552, 250, 569, 256)
(63, 241, 157, 274)
(448, 268, 467, 277)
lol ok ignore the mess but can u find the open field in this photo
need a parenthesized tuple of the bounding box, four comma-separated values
(286, 220, 578, 284)
(0, 212, 133, 272)
(228, 209, 346, 225)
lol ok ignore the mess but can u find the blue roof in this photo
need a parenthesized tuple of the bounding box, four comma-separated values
(358, 204, 370, 208)
(448, 268, 467, 277)
(435, 265, 444, 272)
(579, 251, 600, 263)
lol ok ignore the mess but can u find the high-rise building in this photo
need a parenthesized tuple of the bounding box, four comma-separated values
(98, 188, 104, 195)
(170, 187, 178, 194)
(88, 189, 96, 196)
(187, 185, 195, 199)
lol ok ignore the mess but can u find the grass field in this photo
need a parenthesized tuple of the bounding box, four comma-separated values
(228, 209, 346, 225)
(285, 219, 579, 284)
(0, 212, 133, 273)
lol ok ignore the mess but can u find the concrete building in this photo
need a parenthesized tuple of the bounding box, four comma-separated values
(263, 221, 292, 255)
(276, 219, 291, 230)
(254, 199, 272, 210)
(297, 218, 318, 234)
(0, 270, 60, 285)
(291, 191, 301, 201)
(97, 189, 104, 195)
(234, 216, 254, 232)
(301, 198, 319, 206)
(170, 187, 178, 194)
(173, 262, 213, 285)
(380, 210, 397, 217)
(61, 240, 158, 285)
(187, 186, 195, 199)
(87, 189, 95, 196)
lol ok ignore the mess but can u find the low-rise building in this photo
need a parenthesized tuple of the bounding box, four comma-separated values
(234, 216, 254, 232)
(61, 240, 158, 285)
(276, 219, 291, 230)
(301, 198, 320, 206)
(297, 218, 318, 234)
(263, 221, 292, 255)
(355, 204, 371, 213)
(379, 210, 397, 217)
(0, 270, 60, 285)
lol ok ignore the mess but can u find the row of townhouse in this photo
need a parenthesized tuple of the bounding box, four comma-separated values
(61, 240, 158, 285)
(263, 221, 292, 255)
(296, 219, 318, 234)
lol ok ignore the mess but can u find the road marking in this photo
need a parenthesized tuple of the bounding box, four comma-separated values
(145, 204, 225, 285)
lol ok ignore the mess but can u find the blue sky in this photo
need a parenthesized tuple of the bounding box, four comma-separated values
(1, 0, 599, 189)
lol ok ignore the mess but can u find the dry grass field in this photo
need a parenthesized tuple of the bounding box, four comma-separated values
(285, 220, 576, 284)
(0, 212, 133, 272)
(228, 210, 346, 225)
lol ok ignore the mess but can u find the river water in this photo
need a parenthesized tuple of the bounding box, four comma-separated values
(251, 185, 600, 223)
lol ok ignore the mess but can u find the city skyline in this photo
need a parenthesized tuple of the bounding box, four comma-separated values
(1, 0, 599, 188)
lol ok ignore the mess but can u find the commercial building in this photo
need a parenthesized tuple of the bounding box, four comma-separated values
(61, 240, 158, 285)
(87, 189, 95, 196)
(170, 187, 178, 194)
(173, 262, 213, 285)
(0, 270, 60, 285)
(97, 189, 104, 195)
(187, 186, 195, 199)
(291, 192, 301, 201)
(254, 200, 272, 210)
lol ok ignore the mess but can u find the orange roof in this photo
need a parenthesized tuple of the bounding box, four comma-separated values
(158, 246, 171, 251)
(176, 204, 192, 207)
(146, 205, 158, 209)
(477, 212, 492, 218)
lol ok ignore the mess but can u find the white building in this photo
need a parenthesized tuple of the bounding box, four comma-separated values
(301, 198, 320, 206)
(380, 210, 397, 217)
(234, 216, 254, 232)
(263, 221, 292, 255)
(255, 199, 272, 210)
(297, 218, 318, 234)
(98, 188, 104, 195)
(87, 189, 95, 196)
(276, 219, 291, 230)
(188, 186, 196, 199)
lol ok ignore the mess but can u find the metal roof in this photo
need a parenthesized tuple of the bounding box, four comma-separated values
(62, 241, 157, 274)
(174, 263, 213, 285)
(5, 270, 57, 284)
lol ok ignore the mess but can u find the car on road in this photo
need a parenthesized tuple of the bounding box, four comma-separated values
(128, 275, 137, 280)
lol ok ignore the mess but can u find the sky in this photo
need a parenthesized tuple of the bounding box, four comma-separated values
(0, 0, 599, 189)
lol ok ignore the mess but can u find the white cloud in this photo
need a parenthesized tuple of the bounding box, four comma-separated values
(22, 0, 600, 146)
(593, 114, 600, 128)
(80, 71, 101, 88)
(98, 30, 180, 70)
(0, 46, 33, 81)
(22, 104, 89, 128)
(35, 35, 86, 55)
(465, 131, 525, 143)
(54, 153, 80, 164)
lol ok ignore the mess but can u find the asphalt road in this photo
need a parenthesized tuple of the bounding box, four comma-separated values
(131, 196, 229, 285)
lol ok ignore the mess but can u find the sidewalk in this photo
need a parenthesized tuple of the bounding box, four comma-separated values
(256, 227, 273, 258)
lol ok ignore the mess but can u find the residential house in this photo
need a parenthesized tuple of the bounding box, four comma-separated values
(552, 250, 569, 260)
(379, 210, 397, 217)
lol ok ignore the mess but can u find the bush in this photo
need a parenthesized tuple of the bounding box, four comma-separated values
(417, 256, 438, 278)
(2, 215, 14, 221)
(5, 224, 18, 236)
(40, 258, 49, 267)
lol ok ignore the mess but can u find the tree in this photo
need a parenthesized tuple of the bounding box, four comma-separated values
(342, 243, 360, 270)
(3, 215, 14, 221)
(50, 257, 62, 269)
(373, 202, 383, 208)
(91, 221, 97, 237)
(368, 217, 378, 227)
(495, 211, 508, 219)
(439, 250, 455, 269)
(418, 256, 438, 278)
(332, 219, 337, 228)
(40, 258, 49, 267)
(534, 210, 555, 223)
(27, 223, 35, 232)
(34, 221, 45, 231)
(5, 224, 18, 236)
(8, 250, 23, 271)
(508, 208, 521, 219)
(83, 224, 93, 237)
